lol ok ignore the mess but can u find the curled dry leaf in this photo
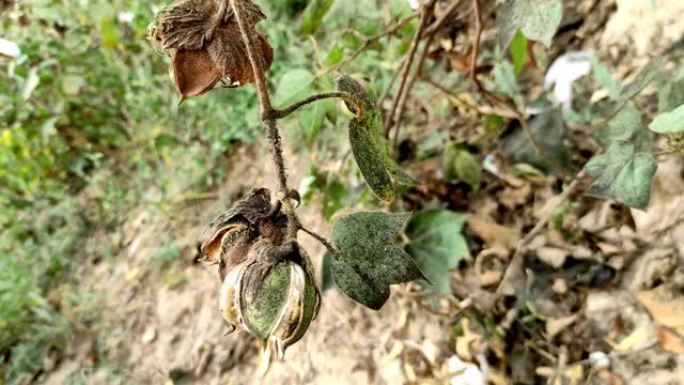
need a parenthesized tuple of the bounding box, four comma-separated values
(150, 0, 273, 102)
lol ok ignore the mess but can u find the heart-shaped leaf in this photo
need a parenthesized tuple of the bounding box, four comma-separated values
(649, 104, 684, 134)
(405, 210, 470, 293)
(328, 212, 424, 310)
(497, 0, 563, 49)
(585, 143, 657, 210)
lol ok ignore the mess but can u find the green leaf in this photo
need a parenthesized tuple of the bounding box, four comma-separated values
(510, 30, 529, 76)
(443, 143, 482, 191)
(299, 101, 328, 141)
(329, 212, 424, 310)
(349, 118, 395, 201)
(274, 69, 315, 106)
(497, 0, 563, 49)
(98, 17, 121, 48)
(492, 60, 519, 100)
(658, 77, 684, 113)
(21, 68, 40, 101)
(337, 74, 411, 201)
(649, 104, 684, 134)
(590, 54, 621, 100)
(585, 143, 657, 210)
(598, 102, 651, 150)
(300, 0, 335, 36)
(405, 210, 470, 294)
(325, 43, 345, 66)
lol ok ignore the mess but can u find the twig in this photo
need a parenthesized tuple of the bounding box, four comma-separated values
(496, 169, 588, 298)
(299, 226, 338, 255)
(470, 0, 483, 88)
(423, 0, 462, 37)
(231, 0, 338, 251)
(273, 91, 352, 119)
(392, 31, 435, 147)
(384, 3, 433, 137)
(421, 75, 518, 118)
(314, 14, 418, 80)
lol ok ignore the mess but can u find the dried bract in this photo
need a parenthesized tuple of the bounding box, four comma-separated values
(149, 0, 273, 102)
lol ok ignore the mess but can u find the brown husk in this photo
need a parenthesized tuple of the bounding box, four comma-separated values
(150, 0, 272, 101)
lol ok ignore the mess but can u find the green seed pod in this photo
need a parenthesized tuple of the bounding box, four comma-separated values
(218, 242, 320, 358)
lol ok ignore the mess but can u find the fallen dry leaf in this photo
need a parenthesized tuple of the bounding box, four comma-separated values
(655, 326, 684, 354)
(468, 216, 519, 251)
(546, 315, 577, 340)
(636, 286, 684, 336)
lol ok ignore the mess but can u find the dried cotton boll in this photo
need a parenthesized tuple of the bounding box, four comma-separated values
(149, 0, 273, 102)
(200, 189, 321, 357)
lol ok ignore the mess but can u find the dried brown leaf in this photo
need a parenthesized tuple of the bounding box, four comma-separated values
(207, 23, 273, 85)
(151, 0, 272, 100)
(636, 287, 684, 336)
(152, 0, 216, 50)
(655, 327, 684, 354)
(171, 48, 222, 102)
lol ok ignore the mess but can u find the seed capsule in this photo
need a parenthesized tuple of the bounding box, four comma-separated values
(218, 243, 320, 358)
(201, 189, 320, 357)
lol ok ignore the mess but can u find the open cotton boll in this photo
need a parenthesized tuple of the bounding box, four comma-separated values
(544, 52, 592, 108)
(0, 38, 20, 59)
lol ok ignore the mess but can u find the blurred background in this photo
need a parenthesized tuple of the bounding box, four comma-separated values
(2, 0, 683, 384)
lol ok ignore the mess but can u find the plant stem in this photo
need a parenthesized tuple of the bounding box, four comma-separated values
(392, 31, 435, 147)
(300, 226, 338, 255)
(384, 3, 433, 138)
(231, 0, 340, 252)
(273, 91, 352, 119)
(230, 0, 296, 237)
(470, 0, 483, 88)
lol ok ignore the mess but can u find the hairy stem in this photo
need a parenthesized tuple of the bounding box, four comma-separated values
(230, 0, 296, 237)
(273, 91, 353, 119)
(231, 0, 338, 252)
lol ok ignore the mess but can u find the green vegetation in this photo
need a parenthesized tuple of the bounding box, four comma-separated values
(2, 0, 683, 382)
(0, 0, 419, 381)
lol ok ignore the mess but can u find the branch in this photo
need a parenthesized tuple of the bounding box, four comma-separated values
(383, 3, 433, 137)
(230, 0, 297, 238)
(299, 226, 338, 255)
(272, 91, 353, 120)
(470, 0, 483, 87)
(231, 0, 338, 252)
(392, 31, 435, 146)
(423, 0, 462, 37)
